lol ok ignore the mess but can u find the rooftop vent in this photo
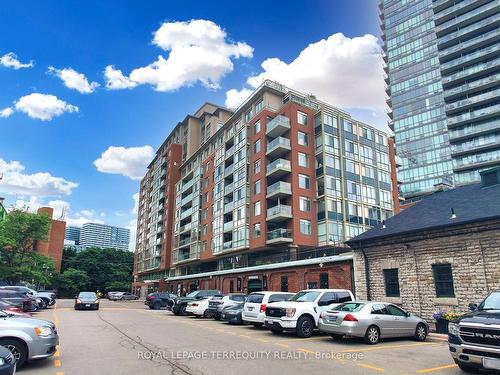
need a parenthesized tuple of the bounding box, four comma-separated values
(480, 168, 500, 188)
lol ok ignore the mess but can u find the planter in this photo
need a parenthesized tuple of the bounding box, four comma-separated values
(435, 318, 449, 334)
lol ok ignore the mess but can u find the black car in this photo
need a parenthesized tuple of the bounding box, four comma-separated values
(220, 303, 245, 324)
(145, 292, 178, 310)
(74, 292, 99, 310)
(0, 345, 15, 375)
(172, 290, 222, 315)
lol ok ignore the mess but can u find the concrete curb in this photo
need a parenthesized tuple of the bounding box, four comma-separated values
(428, 333, 448, 341)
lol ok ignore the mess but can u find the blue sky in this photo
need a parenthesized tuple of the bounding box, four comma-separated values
(0, 0, 384, 245)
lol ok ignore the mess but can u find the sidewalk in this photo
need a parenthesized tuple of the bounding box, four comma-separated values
(428, 332, 448, 341)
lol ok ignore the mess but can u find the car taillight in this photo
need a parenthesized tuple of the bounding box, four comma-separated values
(319, 312, 324, 319)
(343, 313, 358, 322)
(192, 303, 198, 307)
(259, 304, 266, 313)
(149, 295, 156, 300)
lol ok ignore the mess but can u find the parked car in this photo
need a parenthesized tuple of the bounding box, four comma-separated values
(0, 286, 55, 309)
(0, 300, 30, 317)
(0, 310, 59, 368)
(448, 289, 500, 373)
(106, 291, 122, 300)
(145, 292, 178, 310)
(264, 289, 354, 337)
(221, 303, 245, 324)
(208, 294, 246, 320)
(0, 345, 15, 375)
(318, 301, 428, 345)
(0, 291, 35, 313)
(242, 291, 294, 327)
(74, 292, 99, 310)
(109, 292, 138, 301)
(172, 290, 222, 316)
(186, 297, 213, 317)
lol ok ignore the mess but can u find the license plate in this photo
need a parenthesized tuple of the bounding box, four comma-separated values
(248, 307, 253, 311)
(85, 304, 90, 307)
(483, 358, 500, 370)
(267, 319, 274, 324)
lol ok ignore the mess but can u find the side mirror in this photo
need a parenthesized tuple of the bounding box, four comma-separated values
(405, 312, 411, 317)
(469, 303, 478, 311)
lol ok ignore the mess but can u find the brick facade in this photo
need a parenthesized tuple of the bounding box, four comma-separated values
(34, 207, 66, 271)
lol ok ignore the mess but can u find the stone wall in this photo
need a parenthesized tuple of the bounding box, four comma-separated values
(352, 219, 500, 321)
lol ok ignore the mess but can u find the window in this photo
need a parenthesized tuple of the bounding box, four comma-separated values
(300, 219, 311, 235)
(253, 201, 261, 216)
(254, 159, 261, 174)
(386, 305, 406, 317)
(254, 139, 261, 154)
(280, 276, 288, 292)
(254, 180, 261, 195)
(297, 111, 308, 125)
(298, 152, 308, 167)
(432, 264, 455, 297)
(298, 131, 309, 146)
(254, 120, 261, 134)
(336, 291, 353, 303)
(318, 292, 336, 306)
(299, 174, 310, 189)
(371, 304, 389, 315)
(229, 280, 234, 293)
(255, 99, 263, 113)
(320, 273, 329, 288)
(299, 197, 311, 212)
(245, 109, 252, 123)
(202, 224, 208, 236)
(383, 269, 400, 297)
(253, 223, 261, 238)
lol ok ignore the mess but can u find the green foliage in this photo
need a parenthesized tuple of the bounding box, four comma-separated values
(104, 281, 131, 292)
(54, 268, 91, 298)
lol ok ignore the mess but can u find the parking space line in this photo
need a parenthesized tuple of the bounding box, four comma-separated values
(275, 343, 290, 348)
(56, 372, 64, 375)
(297, 348, 316, 354)
(239, 334, 251, 338)
(54, 359, 62, 367)
(54, 350, 60, 357)
(358, 363, 385, 372)
(416, 364, 458, 373)
(278, 336, 329, 343)
(338, 342, 438, 353)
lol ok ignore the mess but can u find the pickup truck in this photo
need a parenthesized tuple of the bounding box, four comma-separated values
(448, 290, 500, 373)
(264, 289, 354, 337)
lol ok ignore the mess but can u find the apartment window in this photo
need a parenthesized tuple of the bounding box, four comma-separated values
(202, 208, 208, 220)
(202, 241, 207, 252)
(255, 99, 263, 114)
(299, 174, 310, 189)
(299, 197, 311, 212)
(297, 111, 308, 125)
(298, 131, 309, 146)
(254, 120, 261, 134)
(253, 223, 261, 238)
(254, 139, 261, 154)
(229, 280, 234, 293)
(253, 201, 261, 216)
(298, 152, 308, 167)
(300, 219, 312, 235)
(202, 224, 208, 236)
(320, 273, 329, 288)
(433, 264, 455, 298)
(280, 276, 288, 292)
(254, 159, 261, 174)
(204, 192, 209, 203)
(383, 269, 400, 297)
(254, 180, 261, 195)
(245, 109, 252, 123)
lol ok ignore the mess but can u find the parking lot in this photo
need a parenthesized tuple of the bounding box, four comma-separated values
(21, 299, 460, 375)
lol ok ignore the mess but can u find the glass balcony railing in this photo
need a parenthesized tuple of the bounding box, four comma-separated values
(451, 134, 500, 155)
(182, 179, 194, 192)
(224, 201, 234, 213)
(266, 136, 291, 154)
(441, 44, 500, 73)
(224, 183, 233, 195)
(449, 120, 500, 140)
(266, 159, 291, 174)
(446, 88, 500, 112)
(266, 181, 292, 196)
(173, 247, 200, 263)
(267, 204, 292, 217)
(454, 149, 500, 169)
(180, 194, 193, 207)
(224, 164, 233, 176)
(179, 222, 192, 233)
(436, 2, 499, 34)
(180, 208, 193, 220)
(444, 73, 500, 99)
(266, 228, 292, 241)
(223, 221, 233, 232)
(442, 57, 500, 85)
(447, 104, 500, 127)
(266, 115, 290, 136)
(440, 28, 500, 59)
(438, 14, 499, 46)
(223, 241, 232, 250)
(178, 237, 192, 247)
(225, 146, 234, 158)
(434, 0, 478, 21)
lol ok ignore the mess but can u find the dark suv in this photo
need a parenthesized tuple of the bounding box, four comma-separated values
(448, 290, 500, 373)
(171, 290, 222, 315)
(145, 292, 178, 310)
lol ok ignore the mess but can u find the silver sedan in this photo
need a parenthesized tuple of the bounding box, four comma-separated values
(318, 301, 429, 344)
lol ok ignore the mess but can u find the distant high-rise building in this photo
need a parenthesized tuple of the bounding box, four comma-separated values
(80, 223, 130, 251)
(380, 0, 500, 205)
(64, 226, 81, 245)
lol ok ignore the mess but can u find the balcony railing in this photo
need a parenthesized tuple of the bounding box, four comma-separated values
(447, 104, 500, 127)
(437, 14, 499, 46)
(173, 246, 200, 264)
(266, 158, 291, 176)
(182, 179, 194, 192)
(266, 181, 292, 198)
(266, 228, 293, 244)
(444, 73, 500, 100)
(180, 208, 193, 220)
(225, 146, 234, 158)
(180, 194, 193, 207)
(446, 88, 500, 113)
(436, 1, 499, 35)
(441, 44, 500, 74)
(224, 164, 234, 177)
(223, 241, 232, 250)
(178, 237, 192, 248)
(224, 183, 234, 195)
(439, 28, 500, 60)
(267, 204, 292, 221)
(266, 136, 291, 157)
(179, 222, 192, 233)
(224, 201, 234, 213)
(223, 221, 233, 232)
(266, 115, 290, 137)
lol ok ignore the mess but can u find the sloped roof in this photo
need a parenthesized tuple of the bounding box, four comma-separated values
(347, 182, 500, 245)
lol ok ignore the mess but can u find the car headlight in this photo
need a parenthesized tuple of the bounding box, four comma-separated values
(95, 300, 100, 304)
(448, 322, 459, 336)
(0, 357, 5, 365)
(285, 308, 296, 318)
(35, 326, 52, 337)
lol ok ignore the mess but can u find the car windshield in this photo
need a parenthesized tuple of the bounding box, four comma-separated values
(332, 302, 366, 312)
(479, 292, 500, 310)
(186, 291, 199, 298)
(79, 292, 97, 298)
(289, 291, 321, 302)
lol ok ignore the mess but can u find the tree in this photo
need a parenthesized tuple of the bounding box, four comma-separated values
(0, 209, 53, 284)
(53, 268, 91, 297)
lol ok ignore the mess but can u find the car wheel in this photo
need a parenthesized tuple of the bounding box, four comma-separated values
(179, 304, 187, 316)
(296, 316, 314, 338)
(153, 302, 161, 310)
(40, 299, 48, 309)
(203, 310, 210, 318)
(364, 325, 380, 345)
(253, 323, 263, 328)
(331, 334, 343, 340)
(1, 338, 28, 368)
(457, 362, 480, 373)
(414, 323, 427, 342)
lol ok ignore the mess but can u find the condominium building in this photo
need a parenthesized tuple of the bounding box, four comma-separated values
(133, 80, 393, 296)
(64, 226, 81, 245)
(79, 222, 130, 251)
(380, 0, 500, 204)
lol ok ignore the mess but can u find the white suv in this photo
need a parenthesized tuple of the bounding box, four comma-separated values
(242, 291, 294, 327)
(264, 289, 354, 337)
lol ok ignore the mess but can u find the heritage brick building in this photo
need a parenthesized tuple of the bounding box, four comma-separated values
(35, 207, 66, 271)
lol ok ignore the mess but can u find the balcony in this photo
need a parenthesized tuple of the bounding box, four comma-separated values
(444, 73, 500, 101)
(447, 104, 500, 128)
(451, 134, 500, 156)
(440, 44, 500, 75)
(449, 119, 500, 141)
(267, 204, 292, 222)
(266, 137, 291, 158)
(266, 115, 290, 138)
(179, 222, 192, 234)
(182, 178, 194, 192)
(224, 164, 234, 177)
(446, 88, 500, 114)
(222, 241, 232, 251)
(224, 183, 234, 195)
(223, 221, 233, 232)
(437, 13, 500, 48)
(266, 181, 292, 199)
(224, 201, 234, 213)
(180, 194, 193, 207)
(442, 57, 500, 87)
(177, 237, 192, 248)
(266, 228, 293, 245)
(266, 158, 291, 178)
(439, 27, 500, 61)
(225, 145, 234, 159)
(180, 208, 193, 220)
(436, 1, 499, 36)
(173, 246, 200, 264)
(434, 0, 489, 24)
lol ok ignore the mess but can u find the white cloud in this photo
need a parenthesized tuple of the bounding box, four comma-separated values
(0, 107, 14, 118)
(14, 93, 78, 121)
(47, 199, 70, 219)
(126, 219, 137, 251)
(0, 157, 78, 197)
(0, 52, 34, 69)
(226, 33, 386, 112)
(48, 66, 99, 94)
(104, 19, 253, 92)
(93, 145, 154, 180)
(225, 88, 253, 109)
(66, 209, 104, 227)
(132, 192, 139, 214)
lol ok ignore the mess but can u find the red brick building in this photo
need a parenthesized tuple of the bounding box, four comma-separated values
(34, 207, 66, 271)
